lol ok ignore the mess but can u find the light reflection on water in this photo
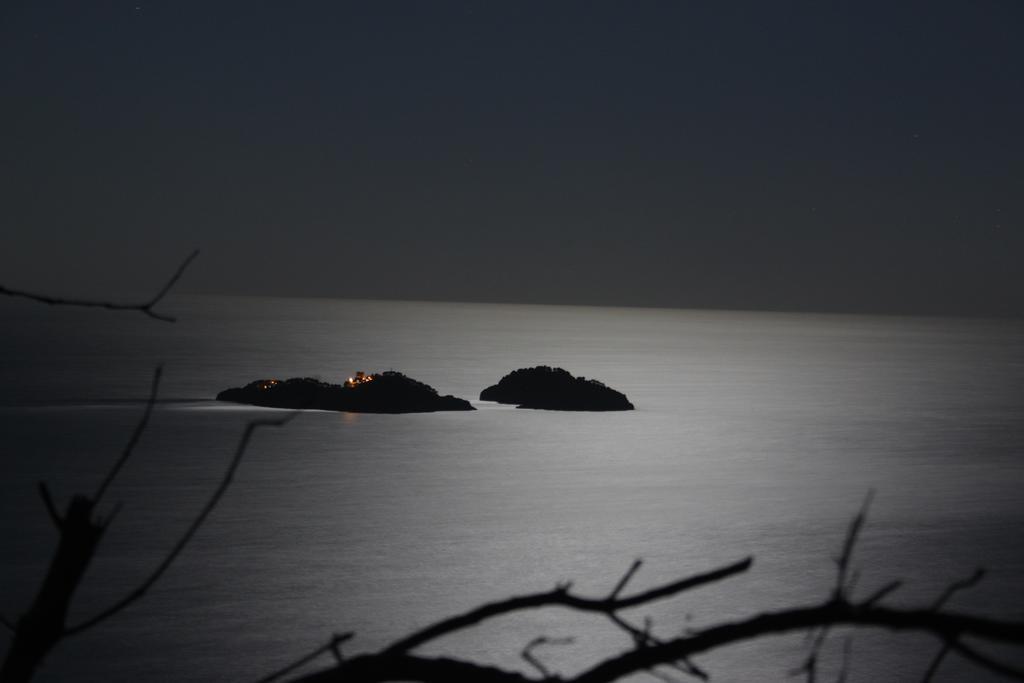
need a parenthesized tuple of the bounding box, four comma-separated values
(1, 296, 1023, 681)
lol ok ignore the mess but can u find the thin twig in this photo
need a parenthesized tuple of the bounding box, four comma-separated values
(861, 580, 902, 607)
(835, 636, 853, 683)
(93, 365, 163, 504)
(846, 569, 861, 598)
(671, 654, 708, 679)
(647, 668, 683, 683)
(791, 621, 833, 683)
(609, 612, 649, 647)
(0, 249, 199, 322)
(606, 613, 707, 680)
(98, 501, 124, 530)
(37, 482, 63, 529)
(834, 490, 874, 601)
(138, 249, 200, 317)
(521, 636, 574, 678)
(789, 649, 818, 683)
(930, 569, 986, 611)
(950, 639, 1024, 680)
(609, 560, 643, 600)
(63, 412, 298, 636)
(383, 557, 753, 655)
(256, 633, 354, 683)
(921, 642, 951, 682)
(793, 491, 876, 681)
(603, 560, 707, 678)
(329, 633, 346, 664)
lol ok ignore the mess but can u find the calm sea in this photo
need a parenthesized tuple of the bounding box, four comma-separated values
(2, 296, 1023, 682)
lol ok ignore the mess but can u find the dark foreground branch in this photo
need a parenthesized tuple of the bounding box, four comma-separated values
(255, 634, 354, 683)
(276, 499, 1024, 683)
(2, 394, 295, 682)
(295, 654, 537, 683)
(0, 249, 199, 322)
(93, 366, 163, 504)
(261, 559, 749, 683)
(383, 557, 753, 655)
(573, 602, 1024, 683)
(282, 600, 1024, 683)
(64, 413, 298, 636)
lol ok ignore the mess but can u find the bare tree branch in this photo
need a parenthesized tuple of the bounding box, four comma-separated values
(283, 599, 1024, 683)
(605, 612, 707, 680)
(35, 483, 63, 530)
(834, 636, 852, 683)
(790, 625, 826, 683)
(521, 636, 574, 678)
(0, 249, 199, 322)
(599, 561, 701, 677)
(915, 569, 988, 682)
(2, 368, 168, 681)
(645, 669, 680, 683)
(63, 412, 298, 636)
(608, 560, 643, 600)
(921, 642, 951, 682)
(256, 634, 354, 683)
(834, 489, 874, 601)
(861, 580, 902, 607)
(93, 366, 163, 504)
(1, 496, 105, 682)
(256, 493, 1024, 683)
(572, 603, 1024, 683)
(949, 639, 1024, 680)
(791, 491, 878, 682)
(382, 557, 753, 655)
(930, 568, 986, 611)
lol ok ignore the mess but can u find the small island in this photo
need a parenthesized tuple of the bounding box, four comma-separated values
(217, 371, 474, 413)
(480, 366, 634, 411)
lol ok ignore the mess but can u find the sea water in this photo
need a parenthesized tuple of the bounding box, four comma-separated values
(1, 296, 1022, 681)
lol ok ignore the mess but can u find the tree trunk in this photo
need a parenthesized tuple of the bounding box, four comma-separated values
(1, 497, 104, 683)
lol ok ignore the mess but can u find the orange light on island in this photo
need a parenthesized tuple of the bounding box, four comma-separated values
(344, 371, 373, 388)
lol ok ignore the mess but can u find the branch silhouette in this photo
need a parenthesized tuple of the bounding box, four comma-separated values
(93, 365, 163, 505)
(266, 503, 1024, 683)
(268, 588, 1024, 683)
(0, 249, 199, 322)
(1, 389, 297, 682)
(384, 557, 753, 656)
(273, 598, 1024, 683)
(64, 412, 299, 637)
(2, 260, 198, 682)
(255, 633, 354, 683)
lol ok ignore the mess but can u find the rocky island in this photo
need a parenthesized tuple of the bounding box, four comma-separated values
(480, 366, 634, 411)
(217, 371, 474, 413)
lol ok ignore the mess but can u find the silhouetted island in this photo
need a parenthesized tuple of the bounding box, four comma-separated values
(480, 366, 634, 411)
(217, 371, 474, 413)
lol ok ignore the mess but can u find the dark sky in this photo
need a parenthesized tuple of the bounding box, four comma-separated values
(2, 1, 1022, 316)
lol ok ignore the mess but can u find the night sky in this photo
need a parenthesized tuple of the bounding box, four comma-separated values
(2, 1, 1022, 316)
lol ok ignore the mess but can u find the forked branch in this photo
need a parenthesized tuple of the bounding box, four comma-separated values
(0, 249, 199, 322)
(277, 600, 1024, 683)
(64, 412, 299, 636)
(383, 557, 753, 655)
(274, 496, 1024, 683)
